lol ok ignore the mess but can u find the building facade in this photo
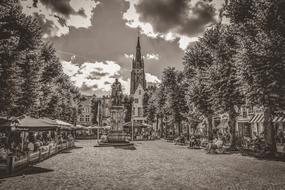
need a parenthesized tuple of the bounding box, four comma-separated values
(77, 95, 94, 126)
(99, 96, 112, 126)
(130, 36, 147, 124)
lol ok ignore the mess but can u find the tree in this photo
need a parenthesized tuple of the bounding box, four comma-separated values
(183, 42, 215, 140)
(91, 95, 98, 125)
(0, 0, 82, 123)
(203, 25, 244, 149)
(0, 0, 42, 117)
(226, 0, 285, 153)
(154, 85, 167, 138)
(162, 67, 188, 136)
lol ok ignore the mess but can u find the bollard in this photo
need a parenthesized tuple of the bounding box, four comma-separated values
(8, 156, 15, 174)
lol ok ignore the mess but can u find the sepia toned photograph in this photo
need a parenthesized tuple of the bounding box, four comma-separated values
(0, 0, 285, 189)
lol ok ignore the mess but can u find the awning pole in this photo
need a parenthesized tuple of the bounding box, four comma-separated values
(97, 127, 99, 143)
(131, 119, 134, 141)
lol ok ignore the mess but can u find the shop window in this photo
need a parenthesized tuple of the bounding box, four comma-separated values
(242, 111, 247, 118)
(85, 115, 90, 122)
(138, 107, 142, 117)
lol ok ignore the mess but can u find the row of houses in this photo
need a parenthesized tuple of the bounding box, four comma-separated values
(213, 105, 285, 139)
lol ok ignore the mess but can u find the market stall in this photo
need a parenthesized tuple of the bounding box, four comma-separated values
(0, 116, 75, 174)
(123, 122, 153, 140)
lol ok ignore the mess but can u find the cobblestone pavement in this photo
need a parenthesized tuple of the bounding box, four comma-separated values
(1, 140, 285, 190)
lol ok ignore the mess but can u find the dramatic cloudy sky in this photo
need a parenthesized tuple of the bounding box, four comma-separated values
(21, 0, 225, 96)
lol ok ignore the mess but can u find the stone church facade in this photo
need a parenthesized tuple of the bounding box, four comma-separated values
(130, 36, 147, 124)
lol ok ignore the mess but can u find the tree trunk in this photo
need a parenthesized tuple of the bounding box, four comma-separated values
(263, 107, 277, 153)
(156, 116, 159, 132)
(187, 122, 190, 141)
(160, 116, 164, 138)
(228, 107, 237, 150)
(178, 122, 182, 136)
(206, 116, 213, 141)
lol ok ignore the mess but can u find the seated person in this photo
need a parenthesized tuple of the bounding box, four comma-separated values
(100, 134, 108, 142)
(207, 135, 224, 153)
(0, 144, 8, 161)
(27, 141, 35, 152)
(189, 135, 197, 148)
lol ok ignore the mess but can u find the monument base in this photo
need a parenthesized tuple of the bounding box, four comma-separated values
(107, 130, 128, 143)
(95, 130, 134, 148)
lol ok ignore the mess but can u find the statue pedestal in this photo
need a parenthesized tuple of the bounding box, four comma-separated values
(95, 79, 134, 148)
(96, 105, 133, 147)
(108, 106, 127, 143)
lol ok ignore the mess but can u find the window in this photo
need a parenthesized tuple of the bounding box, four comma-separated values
(80, 116, 84, 122)
(134, 98, 139, 103)
(85, 107, 90, 113)
(132, 107, 135, 116)
(138, 90, 141, 95)
(138, 107, 142, 117)
(242, 111, 247, 118)
(85, 115, 90, 122)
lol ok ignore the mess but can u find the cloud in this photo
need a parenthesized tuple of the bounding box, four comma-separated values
(61, 59, 132, 96)
(87, 71, 109, 80)
(123, 0, 220, 49)
(80, 82, 98, 95)
(124, 53, 134, 59)
(146, 73, 161, 83)
(145, 53, 159, 60)
(178, 36, 199, 50)
(135, 0, 217, 36)
(21, 0, 99, 37)
(39, 0, 79, 17)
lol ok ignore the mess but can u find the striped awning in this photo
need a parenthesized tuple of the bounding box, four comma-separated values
(249, 113, 285, 123)
(249, 113, 264, 123)
(273, 115, 285, 122)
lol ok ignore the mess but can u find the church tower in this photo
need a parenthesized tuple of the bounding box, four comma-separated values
(130, 36, 146, 95)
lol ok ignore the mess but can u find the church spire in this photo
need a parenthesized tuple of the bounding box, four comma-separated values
(135, 32, 142, 68)
(130, 31, 146, 95)
(136, 35, 141, 49)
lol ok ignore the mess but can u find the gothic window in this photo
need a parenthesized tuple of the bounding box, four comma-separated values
(139, 90, 141, 95)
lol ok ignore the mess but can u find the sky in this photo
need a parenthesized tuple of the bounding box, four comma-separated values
(20, 0, 225, 96)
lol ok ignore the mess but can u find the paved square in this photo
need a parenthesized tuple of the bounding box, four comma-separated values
(1, 140, 285, 190)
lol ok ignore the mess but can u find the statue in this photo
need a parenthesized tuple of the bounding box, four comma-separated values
(111, 79, 123, 106)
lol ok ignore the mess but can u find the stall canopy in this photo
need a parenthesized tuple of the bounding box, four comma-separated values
(74, 124, 86, 130)
(92, 125, 111, 130)
(123, 122, 151, 128)
(12, 116, 58, 131)
(55, 119, 74, 130)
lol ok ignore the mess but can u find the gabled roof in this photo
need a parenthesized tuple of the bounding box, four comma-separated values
(133, 83, 145, 95)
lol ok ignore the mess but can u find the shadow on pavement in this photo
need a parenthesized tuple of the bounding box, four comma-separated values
(59, 150, 72, 154)
(114, 146, 137, 150)
(0, 166, 54, 179)
(241, 151, 285, 162)
(73, 146, 83, 149)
